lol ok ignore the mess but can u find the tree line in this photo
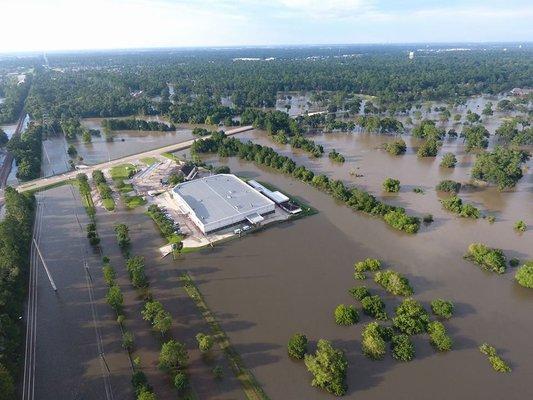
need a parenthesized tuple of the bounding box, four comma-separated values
(191, 132, 420, 233)
(0, 187, 35, 398)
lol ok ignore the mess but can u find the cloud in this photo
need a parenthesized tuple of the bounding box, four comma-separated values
(274, 0, 378, 18)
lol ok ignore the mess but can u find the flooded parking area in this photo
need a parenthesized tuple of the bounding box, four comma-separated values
(26, 186, 132, 399)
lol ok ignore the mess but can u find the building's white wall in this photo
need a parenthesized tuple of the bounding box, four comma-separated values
(172, 190, 274, 234)
(202, 202, 274, 233)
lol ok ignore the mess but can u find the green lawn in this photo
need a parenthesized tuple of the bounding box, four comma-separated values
(115, 180, 134, 194)
(123, 195, 146, 209)
(161, 152, 180, 162)
(102, 197, 116, 211)
(140, 157, 158, 166)
(110, 164, 137, 181)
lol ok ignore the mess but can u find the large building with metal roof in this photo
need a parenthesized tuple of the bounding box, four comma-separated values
(171, 174, 275, 234)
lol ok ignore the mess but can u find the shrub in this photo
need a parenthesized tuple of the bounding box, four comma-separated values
(514, 220, 527, 232)
(353, 271, 366, 280)
(106, 285, 124, 313)
(374, 269, 414, 296)
(440, 153, 457, 168)
(479, 343, 511, 373)
(471, 147, 529, 190)
(86, 223, 100, 246)
(393, 298, 430, 335)
(361, 295, 388, 320)
(102, 264, 116, 286)
(509, 258, 520, 267)
(515, 261, 533, 288)
(114, 223, 130, 249)
(174, 372, 188, 391)
(304, 339, 347, 396)
(287, 333, 308, 359)
(413, 187, 424, 194)
(195, 333, 214, 353)
(430, 299, 454, 319)
(463, 124, 489, 152)
(334, 304, 359, 326)
(382, 178, 400, 193)
(383, 210, 420, 234)
(137, 389, 157, 400)
(131, 369, 150, 395)
(142, 300, 172, 335)
(487, 215, 496, 224)
(328, 149, 345, 163)
(427, 321, 453, 351)
(126, 256, 149, 288)
(436, 180, 461, 193)
(423, 214, 434, 223)
(465, 243, 506, 274)
(416, 138, 439, 157)
(354, 258, 381, 273)
(391, 334, 414, 361)
(440, 196, 480, 219)
(385, 139, 406, 155)
(361, 322, 387, 360)
(158, 340, 188, 372)
(122, 331, 134, 351)
(348, 286, 370, 301)
(212, 365, 224, 380)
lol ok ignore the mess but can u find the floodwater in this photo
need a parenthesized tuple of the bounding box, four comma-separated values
(41, 119, 198, 177)
(0, 122, 17, 138)
(26, 186, 132, 399)
(167, 126, 532, 399)
(93, 191, 247, 400)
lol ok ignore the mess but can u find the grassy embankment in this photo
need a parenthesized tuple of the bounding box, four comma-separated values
(179, 273, 270, 400)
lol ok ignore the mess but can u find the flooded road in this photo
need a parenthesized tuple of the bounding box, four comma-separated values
(167, 128, 532, 399)
(25, 186, 132, 399)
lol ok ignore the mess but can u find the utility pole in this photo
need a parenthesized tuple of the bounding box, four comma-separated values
(33, 238, 57, 291)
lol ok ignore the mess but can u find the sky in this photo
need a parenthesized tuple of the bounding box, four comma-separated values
(0, 0, 532, 53)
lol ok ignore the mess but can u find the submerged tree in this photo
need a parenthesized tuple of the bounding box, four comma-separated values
(304, 339, 347, 396)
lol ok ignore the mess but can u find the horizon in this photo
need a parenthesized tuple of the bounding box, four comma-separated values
(1, 41, 531, 57)
(1, 0, 532, 53)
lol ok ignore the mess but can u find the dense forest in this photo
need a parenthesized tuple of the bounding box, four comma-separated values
(7, 123, 42, 181)
(4, 45, 529, 122)
(0, 76, 31, 124)
(101, 118, 175, 131)
(0, 188, 34, 397)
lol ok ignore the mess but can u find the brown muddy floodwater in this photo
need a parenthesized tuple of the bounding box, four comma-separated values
(41, 118, 198, 177)
(169, 128, 532, 400)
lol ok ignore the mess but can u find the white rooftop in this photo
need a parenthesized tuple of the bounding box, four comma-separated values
(172, 174, 274, 230)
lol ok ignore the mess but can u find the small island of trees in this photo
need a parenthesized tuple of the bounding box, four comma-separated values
(515, 261, 533, 289)
(465, 243, 507, 274)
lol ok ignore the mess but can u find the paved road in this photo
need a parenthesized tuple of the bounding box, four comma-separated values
(0, 125, 253, 203)
(21, 186, 133, 400)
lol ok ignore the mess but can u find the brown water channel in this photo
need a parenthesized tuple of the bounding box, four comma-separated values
(167, 128, 532, 399)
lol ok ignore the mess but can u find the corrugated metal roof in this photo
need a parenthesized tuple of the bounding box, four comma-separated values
(172, 174, 274, 225)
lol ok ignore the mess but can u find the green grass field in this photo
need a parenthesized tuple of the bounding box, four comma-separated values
(110, 164, 137, 181)
(102, 197, 116, 211)
(140, 157, 158, 166)
(123, 195, 146, 209)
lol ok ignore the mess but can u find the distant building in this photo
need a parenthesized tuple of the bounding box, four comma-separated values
(171, 174, 275, 234)
(408, 51, 415, 60)
(510, 88, 531, 97)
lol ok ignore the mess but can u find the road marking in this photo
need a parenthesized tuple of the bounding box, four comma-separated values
(22, 198, 44, 400)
